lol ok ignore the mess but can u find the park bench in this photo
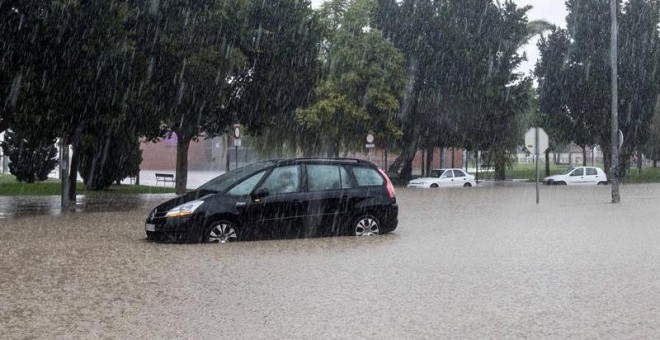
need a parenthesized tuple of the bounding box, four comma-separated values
(155, 173, 175, 186)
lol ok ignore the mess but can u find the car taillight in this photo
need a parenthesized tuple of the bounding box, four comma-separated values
(377, 168, 396, 200)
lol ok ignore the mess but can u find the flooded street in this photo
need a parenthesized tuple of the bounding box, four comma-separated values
(2, 184, 660, 339)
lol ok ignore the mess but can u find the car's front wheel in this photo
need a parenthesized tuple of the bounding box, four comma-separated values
(430, 183, 439, 188)
(205, 220, 240, 243)
(352, 215, 380, 236)
(463, 183, 472, 187)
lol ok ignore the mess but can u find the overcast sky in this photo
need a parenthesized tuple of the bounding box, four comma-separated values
(309, 0, 568, 75)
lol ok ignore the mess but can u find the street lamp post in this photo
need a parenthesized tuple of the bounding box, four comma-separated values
(610, 0, 620, 203)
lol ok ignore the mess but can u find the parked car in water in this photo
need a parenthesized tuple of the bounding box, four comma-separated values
(145, 158, 398, 243)
(407, 168, 477, 188)
(543, 166, 608, 185)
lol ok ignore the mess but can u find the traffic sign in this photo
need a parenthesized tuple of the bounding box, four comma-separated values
(233, 124, 241, 139)
(365, 134, 375, 148)
(525, 127, 549, 154)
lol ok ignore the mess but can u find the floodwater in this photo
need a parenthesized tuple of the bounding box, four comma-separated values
(1, 184, 659, 339)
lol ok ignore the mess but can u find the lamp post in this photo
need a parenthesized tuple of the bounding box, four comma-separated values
(610, 0, 620, 203)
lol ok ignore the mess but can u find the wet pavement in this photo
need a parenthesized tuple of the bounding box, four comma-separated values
(1, 184, 660, 338)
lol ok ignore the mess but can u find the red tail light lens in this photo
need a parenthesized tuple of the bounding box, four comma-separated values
(377, 168, 396, 199)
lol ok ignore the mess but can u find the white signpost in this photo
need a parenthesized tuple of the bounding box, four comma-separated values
(525, 127, 549, 204)
(233, 124, 241, 169)
(366, 134, 375, 161)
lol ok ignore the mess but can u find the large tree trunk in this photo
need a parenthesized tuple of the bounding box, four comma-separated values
(67, 124, 85, 203)
(68, 144, 80, 202)
(60, 137, 71, 210)
(493, 149, 507, 181)
(175, 133, 192, 195)
(425, 145, 434, 176)
(582, 145, 587, 166)
(474, 150, 479, 182)
(545, 150, 551, 176)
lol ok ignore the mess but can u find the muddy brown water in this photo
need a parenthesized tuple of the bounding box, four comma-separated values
(1, 184, 659, 339)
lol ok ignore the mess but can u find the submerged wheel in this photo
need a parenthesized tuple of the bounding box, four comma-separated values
(430, 183, 439, 188)
(463, 183, 472, 187)
(597, 181, 608, 186)
(352, 215, 380, 236)
(205, 220, 239, 243)
(557, 181, 567, 186)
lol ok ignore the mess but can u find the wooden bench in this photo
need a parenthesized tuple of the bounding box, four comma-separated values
(155, 173, 175, 186)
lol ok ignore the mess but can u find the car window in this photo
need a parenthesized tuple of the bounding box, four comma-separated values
(570, 168, 584, 176)
(307, 164, 342, 191)
(260, 165, 301, 195)
(197, 160, 275, 192)
(339, 166, 353, 189)
(586, 168, 597, 176)
(431, 169, 444, 177)
(352, 166, 384, 187)
(226, 170, 267, 196)
(442, 170, 453, 178)
(453, 170, 466, 177)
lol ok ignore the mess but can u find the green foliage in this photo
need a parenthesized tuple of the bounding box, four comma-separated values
(297, 0, 406, 157)
(78, 127, 142, 190)
(374, 0, 535, 179)
(641, 102, 660, 162)
(537, 0, 660, 177)
(0, 129, 58, 183)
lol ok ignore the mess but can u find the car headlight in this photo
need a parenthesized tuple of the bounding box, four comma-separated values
(165, 200, 205, 218)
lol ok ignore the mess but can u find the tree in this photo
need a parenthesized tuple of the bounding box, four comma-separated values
(641, 100, 660, 167)
(78, 125, 142, 190)
(1, 0, 154, 207)
(374, 0, 535, 180)
(140, 0, 250, 194)
(536, 0, 660, 178)
(617, 0, 660, 175)
(536, 28, 576, 175)
(0, 129, 58, 183)
(296, 0, 406, 157)
(232, 0, 323, 157)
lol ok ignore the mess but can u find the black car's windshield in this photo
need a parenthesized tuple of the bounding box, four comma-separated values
(197, 161, 275, 193)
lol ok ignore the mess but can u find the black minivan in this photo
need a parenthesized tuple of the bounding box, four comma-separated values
(145, 158, 398, 243)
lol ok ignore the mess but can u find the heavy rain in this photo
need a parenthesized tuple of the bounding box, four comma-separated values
(2, 0, 660, 338)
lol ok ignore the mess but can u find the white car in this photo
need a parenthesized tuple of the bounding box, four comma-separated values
(543, 166, 608, 185)
(407, 168, 477, 188)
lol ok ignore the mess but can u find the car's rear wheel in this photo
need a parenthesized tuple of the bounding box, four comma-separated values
(352, 215, 380, 236)
(557, 181, 567, 185)
(463, 183, 472, 187)
(205, 220, 240, 243)
(430, 183, 439, 188)
(597, 181, 608, 185)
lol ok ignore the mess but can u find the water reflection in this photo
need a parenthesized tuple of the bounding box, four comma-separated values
(0, 194, 177, 218)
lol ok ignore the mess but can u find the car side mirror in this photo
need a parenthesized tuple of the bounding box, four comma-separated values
(251, 187, 269, 202)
